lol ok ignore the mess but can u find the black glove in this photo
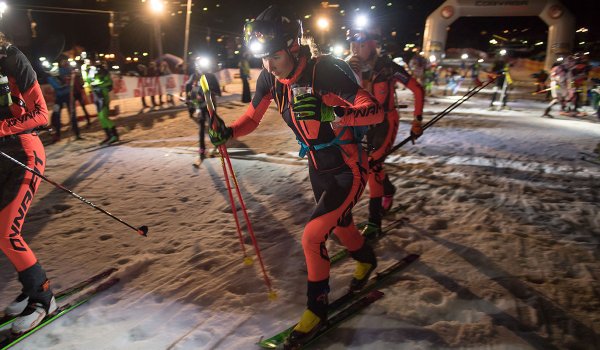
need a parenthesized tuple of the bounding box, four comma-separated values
(410, 115, 423, 144)
(208, 115, 232, 146)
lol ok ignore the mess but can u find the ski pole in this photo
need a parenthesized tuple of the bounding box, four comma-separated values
(0, 151, 148, 237)
(200, 75, 275, 299)
(372, 75, 497, 164)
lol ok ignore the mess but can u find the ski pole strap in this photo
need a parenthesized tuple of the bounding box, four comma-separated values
(296, 126, 353, 158)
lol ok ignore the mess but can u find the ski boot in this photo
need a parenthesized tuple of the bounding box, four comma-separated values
(382, 176, 396, 213)
(360, 222, 382, 239)
(107, 127, 119, 144)
(11, 263, 57, 334)
(284, 280, 328, 349)
(349, 243, 377, 291)
(99, 128, 112, 145)
(12, 296, 57, 334)
(4, 293, 29, 317)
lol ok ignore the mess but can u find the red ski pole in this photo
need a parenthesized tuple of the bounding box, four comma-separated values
(200, 75, 275, 299)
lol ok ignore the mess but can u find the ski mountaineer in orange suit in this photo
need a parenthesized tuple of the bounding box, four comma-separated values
(346, 27, 425, 237)
(0, 35, 58, 334)
(207, 6, 385, 349)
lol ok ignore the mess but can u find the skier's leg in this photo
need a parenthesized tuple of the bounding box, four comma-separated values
(0, 136, 55, 325)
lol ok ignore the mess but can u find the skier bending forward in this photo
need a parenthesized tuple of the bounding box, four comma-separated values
(208, 6, 385, 349)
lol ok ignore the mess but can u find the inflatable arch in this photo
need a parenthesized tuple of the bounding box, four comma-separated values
(422, 0, 575, 70)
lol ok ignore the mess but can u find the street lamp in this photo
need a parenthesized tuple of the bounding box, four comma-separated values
(316, 17, 329, 45)
(355, 14, 368, 29)
(183, 0, 192, 68)
(0, 2, 7, 19)
(149, 0, 164, 58)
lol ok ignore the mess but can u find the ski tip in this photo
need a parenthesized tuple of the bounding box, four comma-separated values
(137, 226, 149, 237)
(369, 290, 385, 298)
(405, 253, 420, 263)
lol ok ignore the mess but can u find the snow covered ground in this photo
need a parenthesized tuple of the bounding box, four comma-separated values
(1, 83, 600, 349)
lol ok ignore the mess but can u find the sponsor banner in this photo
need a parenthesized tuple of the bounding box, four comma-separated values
(40, 69, 263, 105)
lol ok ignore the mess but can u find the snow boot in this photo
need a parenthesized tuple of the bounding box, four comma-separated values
(99, 128, 112, 145)
(108, 126, 119, 144)
(11, 263, 57, 334)
(349, 243, 377, 291)
(284, 280, 329, 349)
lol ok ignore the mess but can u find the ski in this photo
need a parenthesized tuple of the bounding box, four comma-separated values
(299, 290, 384, 349)
(579, 151, 600, 166)
(0, 277, 120, 349)
(0, 267, 117, 329)
(258, 254, 419, 349)
(80, 140, 132, 154)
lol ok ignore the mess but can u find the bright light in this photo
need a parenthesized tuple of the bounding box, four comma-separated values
(41, 61, 51, 68)
(477, 58, 484, 63)
(250, 41, 263, 54)
(461, 53, 469, 60)
(0, 2, 7, 15)
(534, 41, 544, 46)
(370, 6, 376, 10)
(387, 2, 392, 6)
(149, 0, 164, 14)
(429, 55, 436, 63)
(332, 44, 344, 57)
(142, 52, 149, 56)
(489, 39, 498, 45)
(304, 14, 311, 19)
(355, 14, 368, 29)
(126, 57, 132, 61)
(69, 61, 77, 67)
(576, 27, 588, 33)
(579, 41, 585, 45)
(133, 57, 139, 62)
(39, 57, 46, 62)
(316, 17, 329, 30)
(112, 65, 120, 70)
(499, 49, 507, 56)
(196, 56, 210, 69)
(556, 56, 564, 62)
(584, 51, 590, 55)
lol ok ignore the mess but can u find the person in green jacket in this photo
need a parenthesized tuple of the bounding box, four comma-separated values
(89, 65, 118, 144)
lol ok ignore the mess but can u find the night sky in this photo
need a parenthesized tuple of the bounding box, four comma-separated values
(1, 0, 598, 61)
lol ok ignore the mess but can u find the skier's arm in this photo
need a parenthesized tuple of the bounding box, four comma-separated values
(229, 70, 273, 138)
(390, 63, 424, 117)
(0, 49, 48, 137)
(317, 59, 383, 127)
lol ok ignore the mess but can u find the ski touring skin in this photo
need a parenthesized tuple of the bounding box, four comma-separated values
(258, 254, 420, 349)
(0, 267, 117, 330)
(0, 277, 120, 349)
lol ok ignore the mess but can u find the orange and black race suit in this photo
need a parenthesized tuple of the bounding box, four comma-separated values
(229, 53, 384, 282)
(361, 56, 424, 199)
(0, 45, 49, 273)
